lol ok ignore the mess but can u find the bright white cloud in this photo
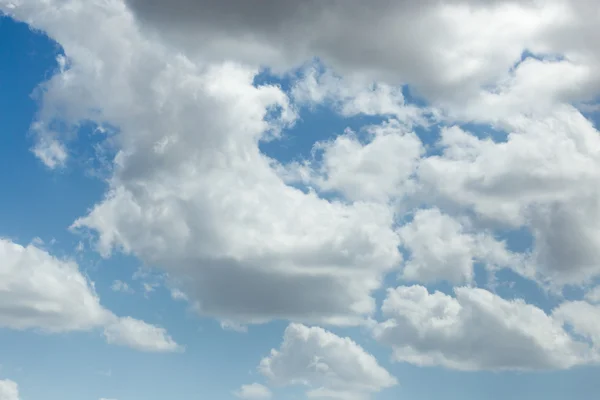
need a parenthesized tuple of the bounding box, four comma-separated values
(259, 323, 397, 400)
(398, 208, 527, 284)
(103, 317, 182, 353)
(0, 238, 180, 352)
(233, 383, 272, 400)
(0, 380, 19, 400)
(282, 120, 423, 203)
(0, 238, 110, 332)
(291, 67, 424, 122)
(373, 285, 594, 371)
(553, 301, 600, 348)
(418, 109, 600, 286)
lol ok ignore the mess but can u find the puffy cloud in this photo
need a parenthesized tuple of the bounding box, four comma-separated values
(282, 120, 424, 203)
(398, 208, 527, 284)
(0, 238, 110, 332)
(291, 67, 424, 122)
(553, 301, 600, 348)
(259, 323, 397, 400)
(418, 109, 600, 286)
(233, 383, 272, 400)
(103, 317, 182, 353)
(373, 285, 594, 371)
(0, 380, 19, 400)
(0, 238, 180, 352)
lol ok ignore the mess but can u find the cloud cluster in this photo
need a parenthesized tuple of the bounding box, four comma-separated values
(2, 1, 600, 395)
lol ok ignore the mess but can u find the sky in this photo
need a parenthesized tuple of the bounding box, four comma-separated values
(1, 0, 600, 399)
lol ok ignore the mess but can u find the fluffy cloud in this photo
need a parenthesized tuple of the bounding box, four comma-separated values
(103, 317, 182, 353)
(0, 380, 19, 400)
(259, 323, 396, 400)
(398, 208, 527, 284)
(373, 285, 594, 371)
(291, 67, 424, 122)
(0, 238, 179, 352)
(233, 383, 272, 400)
(553, 301, 600, 347)
(281, 120, 423, 203)
(418, 109, 600, 286)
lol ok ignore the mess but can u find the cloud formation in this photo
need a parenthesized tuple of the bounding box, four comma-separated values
(373, 285, 596, 371)
(259, 323, 397, 400)
(3, 0, 600, 378)
(0, 238, 179, 352)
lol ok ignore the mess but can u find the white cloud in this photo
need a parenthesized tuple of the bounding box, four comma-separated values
(31, 135, 67, 169)
(398, 208, 528, 284)
(291, 67, 424, 122)
(282, 120, 423, 203)
(0, 238, 110, 332)
(103, 317, 182, 353)
(233, 383, 272, 400)
(0, 380, 19, 400)
(417, 109, 600, 286)
(259, 323, 396, 400)
(111, 280, 134, 294)
(553, 301, 600, 348)
(373, 285, 594, 371)
(0, 238, 180, 352)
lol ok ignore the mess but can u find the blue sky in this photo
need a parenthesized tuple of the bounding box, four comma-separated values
(2, 1, 600, 400)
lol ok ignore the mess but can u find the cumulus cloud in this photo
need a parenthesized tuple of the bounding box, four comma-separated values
(103, 317, 182, 353)
(398, 208, 527, 284)
(0, 379, 19, 400)
(259, 323, 397, 400)
(233, 383, 272, 400)
(281, 120, 424, 203)
(373, 285, 595, 371)
(418, 109, 600, 286)
(0, 238, 180, 352)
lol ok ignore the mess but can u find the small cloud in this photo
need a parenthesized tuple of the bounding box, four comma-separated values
(170, 288, 188, 301)
(220, 320, 248, 333)
(103, 316, 183, 353)
(142, 282, 159, 297)
(110, 280, 134, 294)
(31, 136, 68, 169)
(234, 383, 272, 400)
